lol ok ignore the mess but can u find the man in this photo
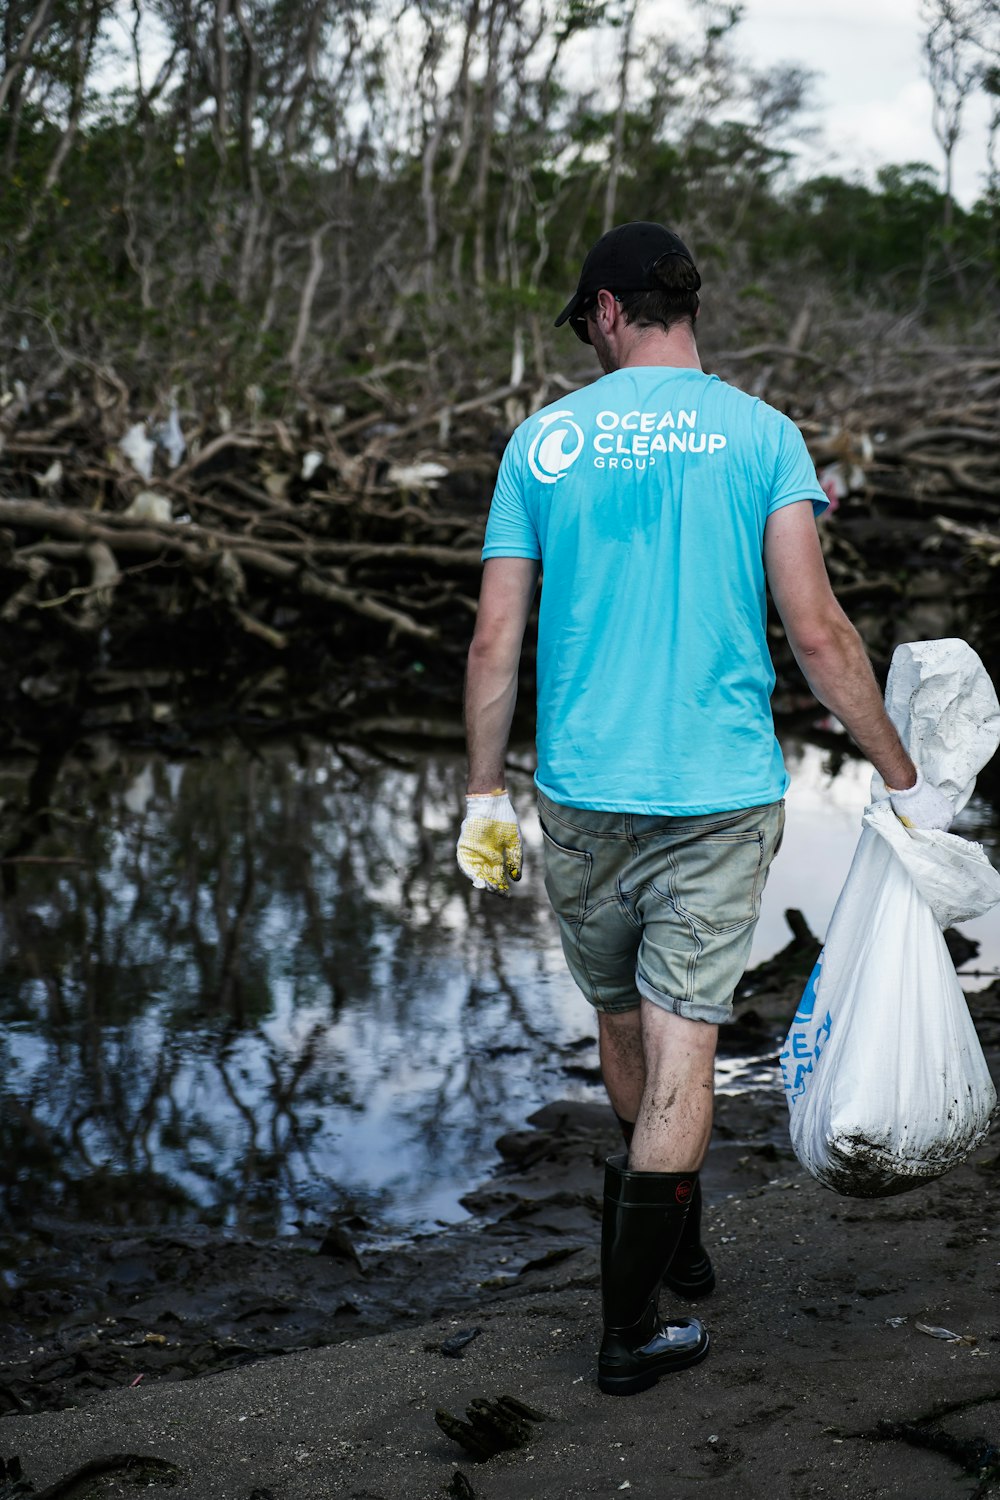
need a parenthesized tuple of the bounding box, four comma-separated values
(456, 221, 952, 1397)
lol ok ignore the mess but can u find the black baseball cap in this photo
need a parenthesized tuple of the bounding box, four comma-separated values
(554, 221, 697, 332)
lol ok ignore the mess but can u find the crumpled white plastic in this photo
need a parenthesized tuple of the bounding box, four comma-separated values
(871, 637, 1000, 814)
(865, 639, 1000, 928)
(863, 804, 1000, 928)
(119, 422, 155, 482)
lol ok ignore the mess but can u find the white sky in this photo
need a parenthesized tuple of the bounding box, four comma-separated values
(734, 0, 994, 205)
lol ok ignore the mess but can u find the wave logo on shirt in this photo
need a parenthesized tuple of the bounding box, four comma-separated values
(527, 410, 584, 484)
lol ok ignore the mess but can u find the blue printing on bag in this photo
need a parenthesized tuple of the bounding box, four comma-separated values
(779, 952, 833, 1104)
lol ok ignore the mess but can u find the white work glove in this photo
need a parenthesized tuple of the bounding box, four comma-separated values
(887, 769, 954, 832)
(456, 791, 523, 895)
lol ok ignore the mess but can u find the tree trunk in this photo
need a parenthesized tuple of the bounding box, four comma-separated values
(603, 0, 636, 233)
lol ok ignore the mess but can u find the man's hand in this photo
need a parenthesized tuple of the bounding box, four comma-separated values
(888, 769, 954, 832)
(457, 791, 523, 894)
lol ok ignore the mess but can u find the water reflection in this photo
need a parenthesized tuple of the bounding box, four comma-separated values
(0, 745, 588, 1243)
(0, 738, 997, 1249)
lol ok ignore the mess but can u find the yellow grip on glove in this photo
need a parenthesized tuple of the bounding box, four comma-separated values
(457, 792, 523, 894)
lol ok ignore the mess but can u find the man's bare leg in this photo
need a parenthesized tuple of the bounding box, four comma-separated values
(598, 1002, 716, 1170)
(629, 1002, 717, 1172)
(598, 1008, 645, 1123)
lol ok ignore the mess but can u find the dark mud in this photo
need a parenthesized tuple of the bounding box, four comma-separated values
(0, 916, 823, 1420)
(3, 913, 993, 1424)
(0, 1083, 802, 1422)
(7, 1039, 1000, 1499)
(5, 916, 1000, 1500)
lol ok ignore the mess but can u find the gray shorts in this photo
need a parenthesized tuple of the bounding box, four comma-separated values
(537, 791, 785, 1025)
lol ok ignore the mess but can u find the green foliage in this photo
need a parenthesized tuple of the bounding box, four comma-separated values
(773, 161, 999, 312)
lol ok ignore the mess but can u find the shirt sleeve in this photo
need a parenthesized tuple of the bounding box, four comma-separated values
(766, 412, 829, 518)
(482, 433, 542, 560)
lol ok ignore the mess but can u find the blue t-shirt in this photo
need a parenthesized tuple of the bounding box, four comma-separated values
(482, 366, 828, 814)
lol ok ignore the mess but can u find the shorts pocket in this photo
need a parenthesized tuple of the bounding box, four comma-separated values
(656, 829, 765, 935)
(540, 824, 593, 926)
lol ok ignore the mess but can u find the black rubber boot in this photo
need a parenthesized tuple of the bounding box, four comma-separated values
(662, 1178, 716, 1300)
(616, 1117, 715, 1301)
(598, 1154, 710, 1397)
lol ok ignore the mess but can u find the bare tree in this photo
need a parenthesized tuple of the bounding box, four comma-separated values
(603, 0, 636, 233)
(0, 0, 56, 115)
(921, 0, 987, 234)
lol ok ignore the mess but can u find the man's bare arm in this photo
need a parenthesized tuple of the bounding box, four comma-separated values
(464, 556, 541, 793)
(764, 502, 917, 791)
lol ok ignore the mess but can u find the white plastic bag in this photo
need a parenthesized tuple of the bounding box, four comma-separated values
(781, 639, 1000, 1197)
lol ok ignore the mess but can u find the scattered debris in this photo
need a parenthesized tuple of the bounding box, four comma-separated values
(915, 1322, 978, 1346)
(435, 1393, 547, 1462)
(439, 1328, 482, 1359)
(119, 422, 156, 482)
(123, 490, 172, 523)
(0, 340, 995, 755)
(154, 407, 186, 469)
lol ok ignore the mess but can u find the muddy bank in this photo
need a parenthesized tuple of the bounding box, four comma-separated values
(0, 914, 825, 1419)
(3, 1001, 1000, 1498)
(2, 916, 992, 1430)
(0, 1067, 796, 1423)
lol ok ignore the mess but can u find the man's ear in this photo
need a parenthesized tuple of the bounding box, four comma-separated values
(595, 288, 617, 322)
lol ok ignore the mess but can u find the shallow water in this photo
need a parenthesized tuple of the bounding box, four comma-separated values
(0, 736, 997, 1256)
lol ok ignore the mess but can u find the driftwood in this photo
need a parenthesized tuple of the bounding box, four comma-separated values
(0, 340, 998, 750)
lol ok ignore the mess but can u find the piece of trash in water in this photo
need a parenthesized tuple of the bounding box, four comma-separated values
(301, 451, 324, 481)
(884, 1316, 908, 1328)
(130, 1373, 145, 1386)
(436, 1394, 547, 1462)
(915, 1322, 978, 1346)
(440, 1327, 482, 1358)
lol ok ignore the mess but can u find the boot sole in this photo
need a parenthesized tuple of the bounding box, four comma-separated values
(598, 1332, 711, 1396)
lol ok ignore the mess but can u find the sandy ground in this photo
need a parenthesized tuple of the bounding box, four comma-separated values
(4, 1060, 1000, 1500)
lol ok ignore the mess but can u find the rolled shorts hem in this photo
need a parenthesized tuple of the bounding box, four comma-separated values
(635, 970, 732, 1026)
(583, 991, 643, 1016)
